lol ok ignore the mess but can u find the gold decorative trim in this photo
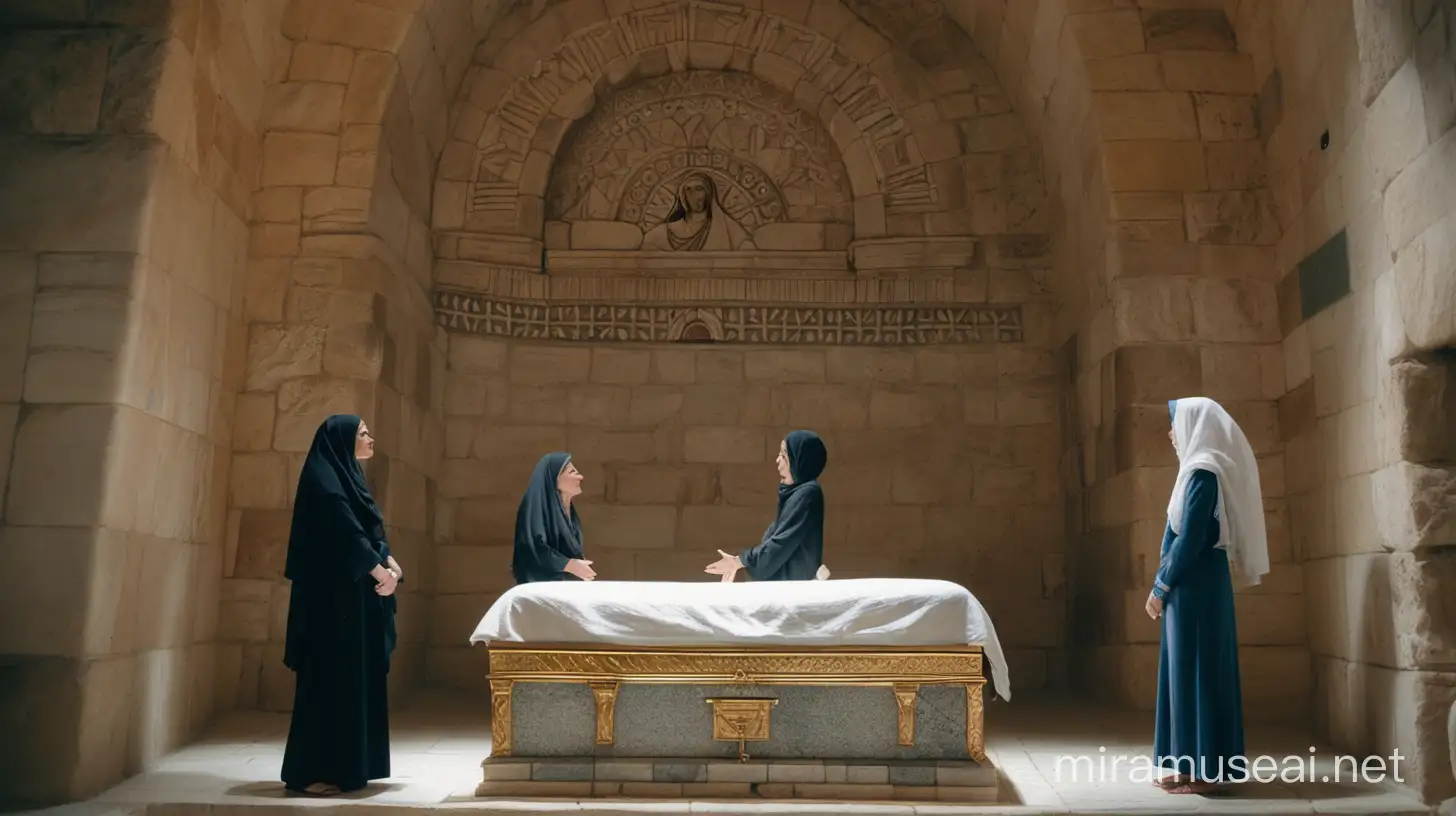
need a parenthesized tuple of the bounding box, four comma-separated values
(484, 644, 989, 763)
(485, 643, 984, 684)
(706, 697, 778, 762)
(590, 681, 619, 745)
(893, 683, 919, 746)
(966, 683, 986, 762)
(490, 679, 514, 757)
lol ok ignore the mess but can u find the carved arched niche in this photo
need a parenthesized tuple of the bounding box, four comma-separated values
(546, 71, 855, 255)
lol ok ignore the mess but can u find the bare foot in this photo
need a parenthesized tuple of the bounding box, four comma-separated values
(299, 783, 341, 796)
(1152, 774, 1186, 788)
(1166, 781, 1218, 795)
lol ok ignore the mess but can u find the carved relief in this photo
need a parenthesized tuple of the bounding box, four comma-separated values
(436, 289, 1024, 345)
(966, 682, 986, 762)
(893, 683, 919, 746)
(590, 681, 619, 744)
(548, 71, 852, 250)
(490, 679, 514, 756)
(466, 0, 941, 235)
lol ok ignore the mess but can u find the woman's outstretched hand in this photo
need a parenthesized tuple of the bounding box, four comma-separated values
(565, 558, 596, 581)
(704, 549, 741, 582)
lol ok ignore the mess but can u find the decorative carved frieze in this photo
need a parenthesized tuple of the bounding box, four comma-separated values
(435, 288, 1023, 345)
(549, 71, 854, 238)
(466, 0, 942, 238)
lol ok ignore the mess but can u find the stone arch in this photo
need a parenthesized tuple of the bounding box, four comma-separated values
(434, 0, 1024, 241)
(546, 70, 855, 229)
(667, 308, 725, 342)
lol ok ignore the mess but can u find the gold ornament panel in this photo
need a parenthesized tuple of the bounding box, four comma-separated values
(484, 644, 985, 684)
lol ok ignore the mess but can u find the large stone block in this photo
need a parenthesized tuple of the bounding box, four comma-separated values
(582, 503, 678, 550)
(472, 424, 568, 465)
(1093, 92, 1200, 141)
(0, 136, 159, 253)
(260, 132, 338, 188)
(1112, 276, 1196, 342)
(615, 465, 716, 505)
(742, 350, 826, 383)
(244, 325, 326, 392)
(1103, 141, 1208, 192)
(565, 384, 634, 426)
(1184, 190, 1279, 245)
(829, 504, 925, 552)
(452, 497, 518, 548)
(684, 426, 765, 463)
(566, 427, 662, 465)
(867, 388, 959, 428)
(509, 345, 592, 384)
(435, 545, 513, 595)
(272, 376, 375, 453)
(1362, 664, 1456, 802)
(1392, 210, 1456, 351)
(232, 509, 291, 580)
(1353, 0, 1421, 105)
(6, 404, 114, 527)
(824, 348, 916, 384)
(591, 348, 652, 385)
(1067, 10, 1146, 59)
(1191, 277, 1280, 342)
(1414, 4, 1455, 142)
(1111, 344, 1202, 407)
(1374, 462, 1456, 552)
(1386, 128, 1456, 253)
(1390, 550, 1456, 670)
(1113, 404, 1178, 472)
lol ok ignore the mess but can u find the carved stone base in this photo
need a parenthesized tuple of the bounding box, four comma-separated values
(477, 756, 998, 802)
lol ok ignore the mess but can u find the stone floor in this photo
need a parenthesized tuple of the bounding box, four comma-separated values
(16, 691, 1434, 816)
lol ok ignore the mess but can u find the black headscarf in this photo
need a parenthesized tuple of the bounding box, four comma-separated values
(739, 430, 828, 581)
(511, 452, 585, 584)
(285, 414, 386, 582)
(782, 429, 828, 492)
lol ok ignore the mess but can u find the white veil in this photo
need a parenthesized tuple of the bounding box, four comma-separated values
(1166, 397, 1269, 587)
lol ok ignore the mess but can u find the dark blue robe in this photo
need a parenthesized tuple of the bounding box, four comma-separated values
(1151, 467, 1246, 782)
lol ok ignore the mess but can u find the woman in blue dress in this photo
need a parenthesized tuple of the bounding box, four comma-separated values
(1146, 397, 1268, 794)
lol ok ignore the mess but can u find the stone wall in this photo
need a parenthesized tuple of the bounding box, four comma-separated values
(218, 6, 460, 711)
(950, 0, 1310, 719)
(427, 335, 1067, 693)
(1226, 0, 1456, 802)
(0, 1, 282, 804)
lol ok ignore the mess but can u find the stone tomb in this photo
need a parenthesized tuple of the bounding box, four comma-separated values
(476, 643, 997, 803)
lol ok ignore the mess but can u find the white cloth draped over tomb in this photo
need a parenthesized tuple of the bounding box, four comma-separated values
(471, 578, 1011, 702)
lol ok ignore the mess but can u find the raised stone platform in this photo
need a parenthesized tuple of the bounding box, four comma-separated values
(31, 693, 1430, 816)
(476, 756, 997, 802)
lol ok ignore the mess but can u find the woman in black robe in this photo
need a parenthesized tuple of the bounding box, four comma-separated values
(704, 430, 827, 582)
(511, 452, 596, 583)
(281, 414, 401, 796)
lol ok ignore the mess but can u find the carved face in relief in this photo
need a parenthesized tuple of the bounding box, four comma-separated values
(679, 174, 712, 215)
